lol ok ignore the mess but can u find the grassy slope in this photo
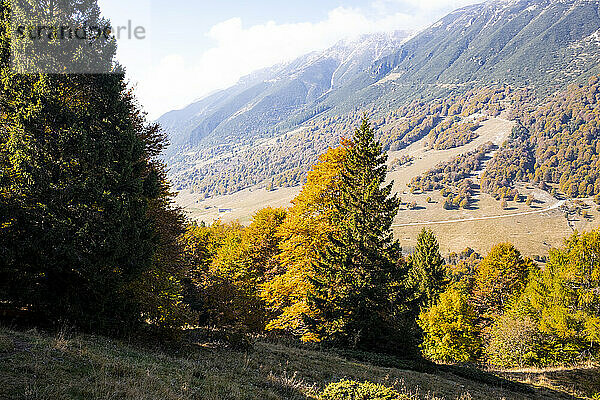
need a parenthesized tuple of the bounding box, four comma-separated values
(1, 327, 596, 400)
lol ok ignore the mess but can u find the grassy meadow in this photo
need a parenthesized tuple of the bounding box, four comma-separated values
(1, 326, 598, 400)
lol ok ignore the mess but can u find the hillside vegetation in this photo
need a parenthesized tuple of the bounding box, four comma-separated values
(2, 1, 600, 399)
(1, 326, 596, 400)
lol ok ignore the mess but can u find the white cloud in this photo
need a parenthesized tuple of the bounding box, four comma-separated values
(373, 0, 481, 13)
(133, 2, 481, 119)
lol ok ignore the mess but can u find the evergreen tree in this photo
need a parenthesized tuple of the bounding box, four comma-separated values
(408, 228, 447, 309)
(308, 117, 409, 353)
(0, 0, 190, 333)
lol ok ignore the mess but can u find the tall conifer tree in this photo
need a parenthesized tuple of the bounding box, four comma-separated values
(408, 228, 446, 309)
(0, 0, 190, 332)
(308, 117, 409, 352)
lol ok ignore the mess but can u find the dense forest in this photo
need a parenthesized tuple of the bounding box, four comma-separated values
(482, 76, 600, 200)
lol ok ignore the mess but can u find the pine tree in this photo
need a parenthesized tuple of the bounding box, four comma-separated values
(408, 228, 447, 309)
(308, 117, 409, 352)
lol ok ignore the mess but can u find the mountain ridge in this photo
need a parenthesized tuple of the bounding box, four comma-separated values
(159, 0, 600, 196)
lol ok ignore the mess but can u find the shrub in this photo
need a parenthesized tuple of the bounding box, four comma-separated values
(526, 195, 534, 207)
(318, 380, 409, 400)
(485, 313, 544, 368)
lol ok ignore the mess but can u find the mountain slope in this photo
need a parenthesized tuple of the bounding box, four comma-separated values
(159, 31, 409, 158)
(160, 0, 600, 196)
(372, 0, 600, 88)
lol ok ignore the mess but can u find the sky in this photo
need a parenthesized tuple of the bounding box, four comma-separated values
(97, 0, 483, 119)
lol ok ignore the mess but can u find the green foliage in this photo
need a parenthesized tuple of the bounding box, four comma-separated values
(318, 380, 408, 400)
(513, 230, 600, 364)
(308, 117, 410, 353)
(408, 229, 447, 309)
(418, 282, 481, 363)
(0, 0, 190, 333)
(484, 313, 545, 368)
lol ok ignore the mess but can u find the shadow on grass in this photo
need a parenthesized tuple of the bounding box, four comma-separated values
(333, 349, 579, 399)
(498, 366, 600, 399)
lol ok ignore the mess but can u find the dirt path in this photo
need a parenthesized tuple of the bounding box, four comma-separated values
(392, 200, 565, 227)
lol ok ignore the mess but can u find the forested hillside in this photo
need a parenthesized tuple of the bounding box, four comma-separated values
(175, 86, 513, 197)
(482, 76, 600, 199)
(162, 0, 600, 199)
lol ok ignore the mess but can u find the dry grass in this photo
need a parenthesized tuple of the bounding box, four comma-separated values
(0, 326, 587, 400)
(494, 365, 600, 400)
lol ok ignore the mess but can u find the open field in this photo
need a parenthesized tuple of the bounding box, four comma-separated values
(176, 186, 301, 226)
(175, 115, 600, 257)
(1, 326, 598, 399)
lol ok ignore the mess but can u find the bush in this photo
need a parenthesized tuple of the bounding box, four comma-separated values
(485, 313, 544, 368)
(318, 380, 409, 400)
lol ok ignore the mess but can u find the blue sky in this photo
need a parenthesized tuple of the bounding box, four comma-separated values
(97, 0, 482, 119)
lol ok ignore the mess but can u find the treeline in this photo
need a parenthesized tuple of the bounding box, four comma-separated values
(182, 120, 599, 367)
(420, 233, 600, 367)
(183, 121, 426, 353)
(175, 78, 600, 204)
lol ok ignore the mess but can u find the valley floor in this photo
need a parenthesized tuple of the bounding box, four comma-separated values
(0, 326, 597, 399)
(176, 115, 600, 258)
